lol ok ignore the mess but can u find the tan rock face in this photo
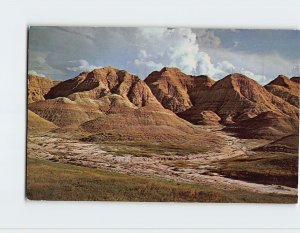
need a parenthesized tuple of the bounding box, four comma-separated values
(186, 110, 221, 126)
(178, 73, 298, 122)
(27, 110, 58, 130)
(29, 67, 212, 143)
(291, 76, 300, 84)
(28, 67, 299, 141)
(80, 105, 201, 142)
(146, 70, 299, 139)
(265, 75, 300, 107)
(231, 111, 299, 140)
(45, 67, 161, 108)
(144, 67, 215, 113)
(29, 97, 104, 127)
(28, 74, 60, 103)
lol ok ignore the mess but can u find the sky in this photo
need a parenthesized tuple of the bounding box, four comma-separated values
(28, 27, 300, 84)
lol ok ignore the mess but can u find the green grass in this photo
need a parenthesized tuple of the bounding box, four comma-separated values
(210, 152, 298, 188)
(26, 158, 297, 203)
(98, 141, 208, 157)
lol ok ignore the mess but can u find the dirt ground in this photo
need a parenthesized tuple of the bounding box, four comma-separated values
(27, 126, 298, 197)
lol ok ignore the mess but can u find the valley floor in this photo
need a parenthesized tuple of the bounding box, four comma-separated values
(26, 127, 298, 203)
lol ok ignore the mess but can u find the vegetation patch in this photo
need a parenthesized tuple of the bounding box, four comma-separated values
(210, 152, 298, 188)
(26, 158, 297, 203)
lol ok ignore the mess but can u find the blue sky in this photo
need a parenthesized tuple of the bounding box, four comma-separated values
(28, 27, 300, 84)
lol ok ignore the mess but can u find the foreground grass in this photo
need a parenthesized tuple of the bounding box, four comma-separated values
(211, 152, 298, 188)
(27, 158, 297, 203)
(98, 141, 208, 157)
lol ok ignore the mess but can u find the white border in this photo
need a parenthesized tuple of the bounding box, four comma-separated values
(0, 0, 299, 230)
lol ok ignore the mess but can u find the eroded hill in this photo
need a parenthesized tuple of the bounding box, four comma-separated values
(146, 68, 299, 140)
(28, 67, 219, 146)
(28, 74, 60, 103)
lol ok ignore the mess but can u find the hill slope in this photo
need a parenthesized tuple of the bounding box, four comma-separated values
(145, 69, 299, 139)
(28, 74, 60, 103)
(265, 75, 299, 107)
(145, 67, 215, 113)
(28, 110, 58, 130)
(291, 77, 300, 84)
(29, 67, 218, 144)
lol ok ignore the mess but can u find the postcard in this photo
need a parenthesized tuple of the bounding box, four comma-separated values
(26, 27, 299, 203)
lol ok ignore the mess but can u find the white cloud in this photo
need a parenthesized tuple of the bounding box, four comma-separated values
(204, 47, 295, 81)
(134, 59, 164, 71)
(240, 69, 267, 84)
(194, 56, 267, 84)
(133, 28, 219, 76)
(66, 59, 99, 72)
(28, 70, 46, 77)
(216, 60, 236, 73)
(132, 28, 200, 75)
(131, 28, 269, 84)
(196, 52, 220, 76)
(29, 27, 296, 83)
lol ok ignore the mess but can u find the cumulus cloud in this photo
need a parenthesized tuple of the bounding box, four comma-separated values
(216, 61, 236, 74)
(195, 55, 267, 83)
(66, 59, 99, 72)
(134, 59, 164, 71)
(28, 70, 46, 77)
(132, 28, 266, 83)
(132, 28, 200, 76)
(28, 27, 298, 83)
(203, 46, 297, 82)
(132, 28, 225, 77)
(196, 52, 220, 76)
(240, 69, 267, 84)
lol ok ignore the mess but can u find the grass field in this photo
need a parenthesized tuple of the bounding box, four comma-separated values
(210, 152, 298, 188)
(26, 158, 297, 203)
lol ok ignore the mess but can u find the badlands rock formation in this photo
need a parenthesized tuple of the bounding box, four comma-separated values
(28, 74, 60, 103)
(291, 77, 300, 84)
(27, 110, 57, 130)
(146, 69, 299, 139)
(45, 67, 160, 108)
(265, 75, 299, 107)
(145, 67, 215, 113)
(28, 67, 299, 140)
(28, 67, 213, 143)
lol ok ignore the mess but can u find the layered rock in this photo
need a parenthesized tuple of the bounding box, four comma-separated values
(228, 111, 298, 139)
(30, 67, 162, 127)
(145, 69, 299, 139)
(27, 110, 58, 130)
(80, 105, 201, 142)
(186, 110, 221, 126)
(265, 75, 299, 107)
(291, 76, 300, 84)
(28, 74, 60, 103)
(29, 97, 104, 127)
(178, 73, 298, 123)
(45, 67, 160, 108)
(29, 67, 299, 141)
(144, 67, 215, 113)
(29, 67, 216, 143)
